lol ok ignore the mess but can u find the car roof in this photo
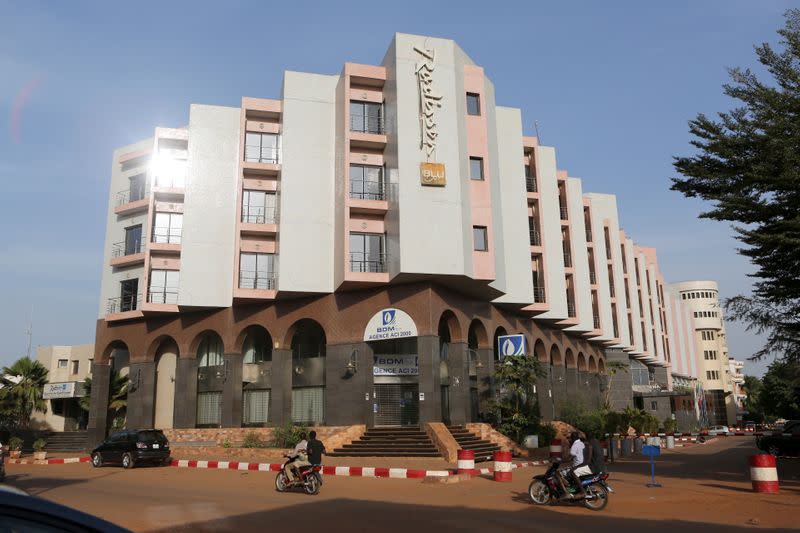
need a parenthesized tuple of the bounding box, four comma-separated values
(0, 491, 131, 532)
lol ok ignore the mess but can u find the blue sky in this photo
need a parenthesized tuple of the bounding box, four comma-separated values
(0, 1, 792, 376)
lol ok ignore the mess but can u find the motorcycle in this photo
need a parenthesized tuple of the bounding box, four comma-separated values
(528, 460, 612, 511)
(275, 455, 323, 495)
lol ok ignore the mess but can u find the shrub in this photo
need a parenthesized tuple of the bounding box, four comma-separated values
(535, 422, 557, 445)
(221, 438, 232, 449)
(241, 431, 264, 449)
(270, 423, 308, 448)
(9, 436, 23, 451)
(33, 438, 47, 452)
(663, 417, 678, 434)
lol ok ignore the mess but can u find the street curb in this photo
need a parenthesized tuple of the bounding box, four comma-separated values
(6, 456, 91, 465)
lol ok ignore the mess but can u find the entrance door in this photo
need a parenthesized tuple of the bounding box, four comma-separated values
(374, 383, 419, 427)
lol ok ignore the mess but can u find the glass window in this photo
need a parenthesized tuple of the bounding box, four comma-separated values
(349, 233, 385, 272)
(473, 226, 488, 251)
(149, 269, 179, 304)
(469, 157, 484, 180)
(129, 173, 146, 202)
(71, 361, 79, 374)
(153, 212, 183, 244)
(239, 252, 276, 289)
(466, 93, 481, 116)
(292, 387, 324, 424)
(124, 225, 142, 255)
(243, 389, 270, 426)
(350, 101, 383, 134)
(349, 165, 385, 200)
(57, 359, 68, 368)
(120, 278, 138, 312)
(242, 190, 277, 224)
(244, 133, 279, 163)
(198, 335, 223, 367)
(243, 329, 272, 364)
(196, 391, 222, 426)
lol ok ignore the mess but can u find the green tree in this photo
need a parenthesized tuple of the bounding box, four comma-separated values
(742, 375, 765, 422)
(602, 361, 628, 409)
(671, 9, 800, 363)
(488, 355, 546, 443)
(758, 360, 800, 420)
(0, 357, 49, 428)
(79, 371, 129, 429)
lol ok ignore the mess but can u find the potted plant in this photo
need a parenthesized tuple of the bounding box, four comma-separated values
(9, 437, 23, 459)
(33, 438, 47, 460)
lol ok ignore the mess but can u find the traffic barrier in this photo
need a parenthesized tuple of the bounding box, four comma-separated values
(666, 435, 675, 449)
(457, 449, 475, 476)
(549, 439, 562, 460)
(493, 451, 512, 482)
(749, 454, 779, 493)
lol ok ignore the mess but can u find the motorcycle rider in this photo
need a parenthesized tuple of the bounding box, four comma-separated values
(560, 431, 592, 500)
(588, 432, 606, 475)
(284, 433, 309, 482)
(306, 430, 326, 467)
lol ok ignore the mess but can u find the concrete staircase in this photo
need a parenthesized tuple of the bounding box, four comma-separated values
(328, 427, 440, 457)
(41, 431, 88, 453)
(447, 425, 500, 462)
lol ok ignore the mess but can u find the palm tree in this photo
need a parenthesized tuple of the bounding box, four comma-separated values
(80, 371, 129, 429)
(1, 357, 49, 428)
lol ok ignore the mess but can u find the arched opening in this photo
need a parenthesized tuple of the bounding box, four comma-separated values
(106, 341, 130, 431)
(195, 331, 224, 428)
(290, 319, 326, 425)
(240, 325, 273, 427)
(467, 319, 487, 424)
(588, 355, 598, 374)
(493, 327, 508, 362)
(577, 352, 587, 372)
(153, 337, 178, 429)
(598, 358, 606, 375)
(437, 312, 458, 426)
(534, 339, 547, 363)
(564, 348, 575, 369)
(549, 344, 562, 367)
(468, 319, 489, 349)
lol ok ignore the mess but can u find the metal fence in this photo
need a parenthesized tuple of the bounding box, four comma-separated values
(350, 252, 387, 273)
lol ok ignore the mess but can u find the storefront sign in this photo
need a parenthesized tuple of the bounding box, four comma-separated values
(43, 382, 77, 399)
(497, 334, 527, 358)
(373, 355, 419, 376)
(420, 162, 446, 186)
(364, 308, 418, 342)
(414, 45, 442, 160)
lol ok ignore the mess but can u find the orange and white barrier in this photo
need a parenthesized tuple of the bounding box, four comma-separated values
(549, 439, 562, 460)
(457, 449, 475, 476)
(493, 451, 512, 482)
(749, 454, 779, 493)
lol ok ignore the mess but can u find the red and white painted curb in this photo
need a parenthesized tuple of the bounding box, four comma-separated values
(6, 456, 91, 465)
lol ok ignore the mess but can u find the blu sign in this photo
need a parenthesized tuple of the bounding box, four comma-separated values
(363, 308, 418, 342)
(497, 334, 527, 358)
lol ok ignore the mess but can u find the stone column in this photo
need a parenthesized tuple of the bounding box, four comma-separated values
(325, 343, 371, 426)
(476, 347, 494, 422)
(173, 358, 198, 428)
(417, 336, 441, 425)
(87, 363, 111, 447)
(126, 361, 156, 430)
(222, 353, 243, 427)
(271, 349, 292, 426)
(447, 342, 469, 426)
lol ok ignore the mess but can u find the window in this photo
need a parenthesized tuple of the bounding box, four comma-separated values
(239, 252, 276, 290)
(243, 389, 270, 426)
(350, 165, 385, 200)
(651, 401, 658, 411)
(71, 361, 79, 375)
(124, 225, 142, 256)
(292, 387, 324, 424)
(57, 359, 68, 368)
(244, 132, 279, 163)
(129, 173, 146, 202)
(153, 212, 182, 244)
(196, 391, 222, 426)
(241, 190, 277, 224)
(120, 278, 139, 312)
(706, 370, 720, 380)
(466, 93, 481, 116)
(469, 157, 484, 180)
(473, 226, 488, 251)
(350, 101, 383, 134)
(149, 269, 179, 304)
(243, 329, 272, 364)
(198, 335, 224, 367)
(350, 233, 386, 272)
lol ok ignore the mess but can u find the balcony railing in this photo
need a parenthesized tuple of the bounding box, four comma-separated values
(605, 246, 612, 260)
(350, 179, 387, 201)
(589, 271, 597, 284)
(350, 252, 387, 273)
(609, 282, 615, 297)
(107, 294, 141, 314)
(559, 205, 568, 220)
(153, 172, 186, 189)
(567, 302, 576, 318)
(116, 188, 146, 206)
(148, 290, 179, 305)
(525, 176, 537, 193)
(529, 229, 541, 246)
(533, 286, 546, 303)
(244, 146, 280, 164)
(239, 270, 277, 290)
(563, 251, 572, 268)
(152, 227, 182, 245)
(241, 206, 278, 225)
(593, 314, 601, 329)
(112, 239, 144, 258)
(350, 114, 384, 135)
(585, 228, 592, 242)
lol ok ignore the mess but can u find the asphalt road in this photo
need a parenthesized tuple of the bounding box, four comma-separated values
(5, 437, 799, 532)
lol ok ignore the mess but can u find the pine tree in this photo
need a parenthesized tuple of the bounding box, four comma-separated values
(672, 9, 800, 363)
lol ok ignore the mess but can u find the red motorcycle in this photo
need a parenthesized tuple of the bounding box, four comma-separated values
(275, 455, 323, 495)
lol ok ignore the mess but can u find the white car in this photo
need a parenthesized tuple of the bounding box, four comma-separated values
(708, 425, 730, 435)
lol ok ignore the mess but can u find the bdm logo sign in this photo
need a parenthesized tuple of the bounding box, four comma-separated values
(497, 334, 527, 358)
(364, 308, 418, 342)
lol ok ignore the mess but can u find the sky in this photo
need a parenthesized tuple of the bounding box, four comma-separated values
(0, 0, 793, 377)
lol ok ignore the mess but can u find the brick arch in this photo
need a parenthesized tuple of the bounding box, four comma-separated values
(286, 318, 327, 358)
(438, 310, 463, 343)
(492, 327, 508, 361)
(588, 354, 598, 374)
(188, 329, 227, 357)
(146, 335, 180, 360)
(534, 339, 548, 363)
(98, 340, 130, 365)
(564, 348, 576, 369)
(468, 319, 490, 349)
(549, 344, 562, 366)
(577, 352, 587, 372)
(598, 357, 606, 375)
(233, 323, 275, 354)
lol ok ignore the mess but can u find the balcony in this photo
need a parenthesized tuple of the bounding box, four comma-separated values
(609, 282, 615, 297)
(525, 176, 537, 193)
(589, 271, 597, 284)
(107, 294, 141, 315)
(350, 180, 387, 201)
(533, 286, 546, 303)
(239, 271, 277, 290)
(567, 302, 576, 318)
(110, 239, 145, 267)
(350, 115, 387, 149)
(152, 227, 182, 245)
(563, 251, 572, 268)
(593, 315, 601, 329)
(350, 252, 387, 273)
(529, 229, 541, 246)
(585, 228, 593, 242)
(114, 189, 148, 215)
(244, 146, 280, 165)
(559, 205, 568, 220)
(241, 206, 278, 225)
(147, 290, 179, 305)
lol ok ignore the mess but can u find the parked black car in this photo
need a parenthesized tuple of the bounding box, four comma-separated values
(756, 420, 800, 457)
(91, 429, 171, 469)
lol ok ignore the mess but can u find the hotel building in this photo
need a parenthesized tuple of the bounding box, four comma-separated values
(87, 33, 734, 444)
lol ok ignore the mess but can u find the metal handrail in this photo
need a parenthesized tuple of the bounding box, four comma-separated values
(112, 239, 144, 258)
(529, 229, 541, 246)
(350, 114, 384, 134)
(350, 252, 387, 273)
(244, 146, 280, 164)
(148, 290, 179, 304)
(567, 302, 576, 318)
(559, 206, 568, 220)
(350, 178, 386, 201)
(239, 270, 277, 290)
(593, 315, 601, 329)
(609, 282, 615, 297)
(533, 286, 546, 303)
(563, 251, 572, 268)
(589, 271, 597, 284)
(116, 188, 146, 206)
(525, 176, 537, 193)
(152, 227, 182, 244)
(107, 294, 141, 314)
(241, 206, 278, 225)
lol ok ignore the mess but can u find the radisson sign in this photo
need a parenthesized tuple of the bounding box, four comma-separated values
(414, 45, 445, 187)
